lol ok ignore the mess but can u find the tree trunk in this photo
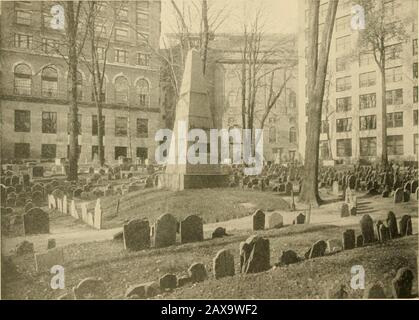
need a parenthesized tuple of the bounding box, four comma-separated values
(67, 2, 79, 181)
(380, 67, 388, 167)
(97, 102, 105, 166)
(201, 0, 209, 75)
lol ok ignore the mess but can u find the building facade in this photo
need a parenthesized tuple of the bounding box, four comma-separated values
(0, 1, 163, 164)
(298, 0, 418, 164)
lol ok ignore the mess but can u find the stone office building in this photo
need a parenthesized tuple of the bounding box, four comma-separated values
(0, 1, 163, 164)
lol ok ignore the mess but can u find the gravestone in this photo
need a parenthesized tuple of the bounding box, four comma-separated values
(387, 211, 399, 239)
(341, 203, 349, 218)
(411, 180, 418, 194)
(123, 219, 150, 251)
(213, 249, 235, 279)
(73, 278, 107, 299)
(211, 227, 227, 239)
(399, 215, 412, 237)
(305, 240, 327, 259)
(295, 213, 305, 224)
(31, 166, 44, 178)
(35, 248, 64, 273)
(47, 238, 56, 250)
(379, 224, 390, 242)
(348, 175, 356, 189)
(267, 212, 283, 229)
(159, 274, 177, 290)
(285, 182, 293, 195)
(360, 214, 374, 244)
(326, 239, 342, 253)
(392, 267, 414, 298)
(364, 282, 387, 299)
(239, 235, 270, 274)
(153, 213, 177, 248)
(125, 281, 160, 299)
(252, 209, 265, 231)
(32, 191, 43, 206)
(23, 207, 49, 235)
(279, 250, 299, 265)
(188, 263, 207, 283)
(394, 188, 403, 203)
(356, 234, 364, 247)
(180, 215, 203, 244)
(16, 240, 34, 256)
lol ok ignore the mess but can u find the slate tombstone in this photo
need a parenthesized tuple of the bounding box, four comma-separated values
(399, 215, 412, 237)
(341, 203, 350, 218)
(393, 188, 404, 203)
(379, 224, 390, 242)
(32, 191, 44, 206)
(285, 182, 293, 195)
(348, 175, 356, 190)
(73, 278, 107, 299)
(392, 267, 414, 298)
(342, 229, 355, 250)
(267, 212, 283, 229)
(153, 213, 177, 248)
(356, 235, 364, 247)
(123, 218, 150, 251)
(159, 274, 177, 290)
(252, 209, 265, 231)
(188, 263, 207, 283)
(239, 235, 270, 274)
(294, 213, 305, 224)
(305, 240, 327, 259)
(279, 250, 299, 265)
(213, 249, 235, 279)
(364, 282, 387, 299)
(180, 215, 204, 244)
(212, 227, 227, 239)
(360, 214, 374, 244)
(23, 207, 49, 235)
(411, 180, 418, 193)
(386, 211, 399, 239)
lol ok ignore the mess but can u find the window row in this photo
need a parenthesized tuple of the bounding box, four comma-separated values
(14, 110, 149, 137)
(13, 143, 150, 161)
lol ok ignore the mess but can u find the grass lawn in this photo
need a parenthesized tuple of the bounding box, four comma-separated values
(94, 188, 291, 229)
(3, 219, 417, 299)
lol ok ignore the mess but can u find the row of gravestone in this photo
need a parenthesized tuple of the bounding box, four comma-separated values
(252, 209, 306, 232)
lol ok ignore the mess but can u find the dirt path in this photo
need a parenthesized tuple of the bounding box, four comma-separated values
(2, 190, 417, 255)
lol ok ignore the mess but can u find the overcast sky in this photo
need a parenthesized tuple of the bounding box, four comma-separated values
(160, 0, 298, 36)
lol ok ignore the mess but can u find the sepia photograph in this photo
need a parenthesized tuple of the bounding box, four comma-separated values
(0, 0, 418, 303)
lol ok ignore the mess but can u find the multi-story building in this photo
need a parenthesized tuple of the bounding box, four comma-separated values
(297, 0, 418, 164)
(0, 1, 163, 164)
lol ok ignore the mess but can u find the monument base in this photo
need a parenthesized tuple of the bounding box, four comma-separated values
(158, 173, 229, 191)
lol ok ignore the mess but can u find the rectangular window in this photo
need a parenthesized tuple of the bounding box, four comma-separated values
(42, 112, 57, 134)
(95, 24, 107, 37)
(16, 10, 31, 25)
(387, 112, 403, 128)
(137, 32, 149, 43)
(359, 115, 377, 130)
(359, 52, 374, 67)
(136, 53, 150, 66)
(336, 35, 351, 53)
(336, 76, 351, 92)
(118, 6, 128, 21)
(336, 118, 352, 132)
(67, 114, 82, 135)
(14, 143, 30, 159)
(335, 15, 350, 33)
(115, 28, 128, 41)
(360, 137, 377, 156)
(136, 147, 148, 161)
(14, 110, 31, 132)
(14, 34, 32, 49)
(115, 117, 128, 136)
(413, 39, 418, 56)
(414, 134, 419, 154)
(386, 89, 403, 105)
(385, 43, 402, 60)
(336, 138, 352, 157)
(92, 145, 104, 160)
(42, 38, 57, 54)
(359, 93, 376, 109)
(41, 144, 56, 159)
(96, 47, 105, 60)
(413, 110, 418, 126)
(385, 66, 403, 83)
(359, 71, 376, 87)
(336, 97, 352, 112)
(115, 49, 128, 63)
(414, 86, 419, 103)
(387, 135, 403, 155)
(114, 146, 127, 160)
(136, 11, 149, 27)
(136, 118, 148, 138)
(92, 115, 105, 136)
(413, 63, 418, 79)
(336, 56, 349, 72)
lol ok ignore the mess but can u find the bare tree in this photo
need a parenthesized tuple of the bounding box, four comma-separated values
(299, 0, 338, 207)
(355, 0, 408, 167)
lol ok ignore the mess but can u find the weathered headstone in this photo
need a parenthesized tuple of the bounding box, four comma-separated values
(386, 211, 399, 239)
(123, 219, 150, 251)
(126, 281, 160, 298)
(267, 212, 283, 229)
(73, 277, 106, 299)
(159, 274, 177, 290)
(305, 240, 327, 259)
(379, 224, 390, 242)
(341, 203, 349, 218)
(188, 262, 207, 283)
(394, 188, 403, 203)
(16, 240, 34, 256)
(364, 282, 387, 299)
(279, 250, 299, 265)
(213, 249, 235, 279)
(326, 239, 342, 253)
(180, 215, 203, 244)
(392, 267, 414, 298)
(23, 207, 49, 235)
(356, 234, 364, 247)
(399, 215, 412, 237)
(211, 226, 227, 239)
(153, 213, 177, 248)
(360, 214, 374, 244)
(252, 209, 265, 231)
(239, 235, 270, 274)
(47, 238, 56, 250)
(295, 213, 305, 224)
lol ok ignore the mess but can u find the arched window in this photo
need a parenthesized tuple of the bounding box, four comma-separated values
(288, 90, 297, 109)
(269, 127, 276, 143)
(136, 79, 149, 107)
(14, 64, 32, 95)
(115, 76, 128, 103)
(289, 126, 297, 144)
(41, 66, 58, 97)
